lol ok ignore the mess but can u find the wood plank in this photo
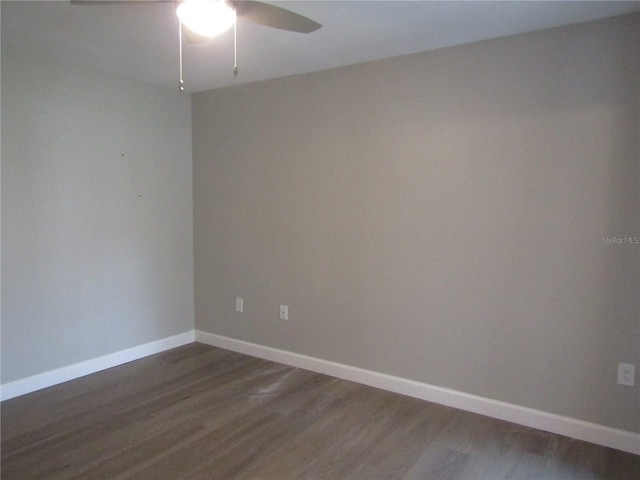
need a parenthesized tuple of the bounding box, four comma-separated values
(119, 408, 283, 479)
(401, 446, 471, 480)
(347, 400, 455, 479)
(27, 361, 297, 479)
(1, 353, 262, 464)
(236, 393, 396, 479)
(2, 343, 639, 480)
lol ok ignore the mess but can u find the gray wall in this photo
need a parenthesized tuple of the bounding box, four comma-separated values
(1, 47, 194, 383)
(193, 14, 639, 432)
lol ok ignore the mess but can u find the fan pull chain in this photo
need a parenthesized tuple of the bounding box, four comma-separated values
(233, 6, 238, 77)
(178, 18, 185, 91)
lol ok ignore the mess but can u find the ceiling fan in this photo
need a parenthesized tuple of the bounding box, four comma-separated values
(70, 0, 322, 90)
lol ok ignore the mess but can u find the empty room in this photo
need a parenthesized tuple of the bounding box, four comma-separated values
(1, 1, 639, 478)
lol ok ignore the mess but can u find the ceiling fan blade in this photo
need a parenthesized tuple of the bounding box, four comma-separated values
(233, 1, 321, 33)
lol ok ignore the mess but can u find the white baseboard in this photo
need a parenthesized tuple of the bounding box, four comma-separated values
(0, 331, 195, 401)
(195, 330, 640, 456)
(3, 329, 637, 455)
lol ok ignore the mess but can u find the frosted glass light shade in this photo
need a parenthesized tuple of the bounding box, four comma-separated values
(177, 0, 236, 37)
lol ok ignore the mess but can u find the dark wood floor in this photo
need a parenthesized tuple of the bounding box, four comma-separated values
(2, 343, 638, 479)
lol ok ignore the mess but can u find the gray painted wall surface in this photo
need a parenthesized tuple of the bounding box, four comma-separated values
(1, 47, 194, 383)
(193, 15, 639, 432)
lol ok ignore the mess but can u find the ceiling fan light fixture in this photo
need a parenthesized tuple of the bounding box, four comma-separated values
(176, 0, 236, 37)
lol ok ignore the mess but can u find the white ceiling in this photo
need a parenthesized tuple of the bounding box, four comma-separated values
(3, 0, 639, 93)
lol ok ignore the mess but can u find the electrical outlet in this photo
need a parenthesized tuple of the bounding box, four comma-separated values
(235, 297, 243, 313)
(279, 305, 288, 321)
(617, 363, 635, 387)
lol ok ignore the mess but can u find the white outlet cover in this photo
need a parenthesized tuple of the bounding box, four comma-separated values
(236, 297, 243, 313)
(618, 363, 635, 387)
(280, 305, 288, 321)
